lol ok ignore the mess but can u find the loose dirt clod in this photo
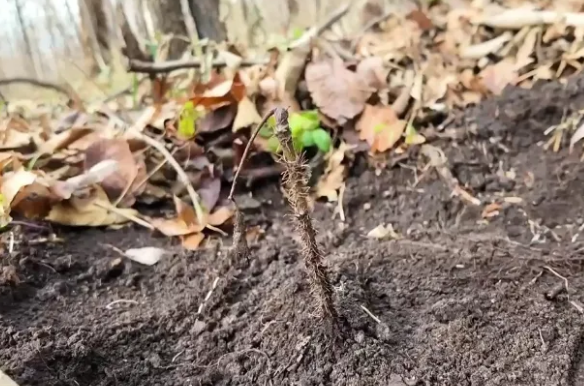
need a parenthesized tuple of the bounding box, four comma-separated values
(272, 107, 338, 321)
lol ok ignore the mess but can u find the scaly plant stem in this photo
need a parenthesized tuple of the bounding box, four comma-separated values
(272, 108, 338, 320)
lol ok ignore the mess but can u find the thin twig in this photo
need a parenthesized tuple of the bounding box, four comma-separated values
(105, 299, 139, 310)
(360, 305, 381, 324)
(128, 57, 269, 74)
(93, 201, 154, 229)
(125, 111, 205, 226)
(543, 265, 570, 293)
(228, 108, 276, 201)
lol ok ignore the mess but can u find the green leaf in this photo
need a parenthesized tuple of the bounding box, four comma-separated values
(289, 110, 320, 137)
(267, 136, 281, 153)
(300, 129, 315, 148)
(293, 136, 303, 152)
(312, 128, 332, 153)
(178, 101, 197, 138)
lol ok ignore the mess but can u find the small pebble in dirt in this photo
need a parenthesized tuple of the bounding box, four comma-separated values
(354, 330, 365, 344)
(146, 352, 162, 368)
(363, 203, 371, 211)
(191, 320, 207, 335)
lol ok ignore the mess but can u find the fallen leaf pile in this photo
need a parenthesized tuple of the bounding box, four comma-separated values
(2, 0, 584, 250)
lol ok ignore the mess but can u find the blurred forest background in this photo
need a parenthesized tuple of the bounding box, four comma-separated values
(0, 0, 410, 100)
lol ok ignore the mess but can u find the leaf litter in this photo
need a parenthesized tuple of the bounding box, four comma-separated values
(2, 0, 584, 253)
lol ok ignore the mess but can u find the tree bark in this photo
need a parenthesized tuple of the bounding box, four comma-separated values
(189, 0, 226, 42)
(78, 0, 110, 74)
(14, 0, 41, 77)
(147, 0, 189, 60)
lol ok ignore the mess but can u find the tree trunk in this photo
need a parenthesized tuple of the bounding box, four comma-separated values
(79, 0, 110, 75)
(14, 0, 41, 77)
(147, 0, 189, 60)
(189, 0, 226, 42)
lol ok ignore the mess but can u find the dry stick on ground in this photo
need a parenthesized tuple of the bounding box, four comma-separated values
(127, 57, 270, 74)
(272, 108, 338, 320)
(227, 108, 277, 262)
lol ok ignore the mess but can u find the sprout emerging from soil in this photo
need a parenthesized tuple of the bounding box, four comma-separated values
(229, 107, 338, 321)
(272, 108, 338, 319)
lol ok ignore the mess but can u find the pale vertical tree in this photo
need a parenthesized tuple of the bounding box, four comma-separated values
(78, 0, 109, 74)
(14, 0, 42, 77)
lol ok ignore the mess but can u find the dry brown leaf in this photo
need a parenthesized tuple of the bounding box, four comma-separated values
(191, 72, 246, 110)
(274, 43, 311, 99)
(0, 117, 36, 150)
(356, 56, 389, 91)
(482, 202, 501, 218)
(46, 186, 138, 227)
(480, 59, 519, 95)
(232, 96, 262, 132)
(197, 104, 237, 133)
(208, 206, 234, 226)
(150, 196, 205, 237)
(305, 57, 372, 125)
(517, 27, 539, 63)
(181, 232, 205, 250)
(407, 9, 433, 31)
(84, 138, 145, 206)
(36, 128, 94, 154)
(1, 170, 38, 209)
(316, 165, 345, 202)
(356, 104, 406, 153)
(316, 141, 350, 202)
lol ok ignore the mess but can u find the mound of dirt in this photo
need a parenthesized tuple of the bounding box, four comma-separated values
(3, 76, 584, 386)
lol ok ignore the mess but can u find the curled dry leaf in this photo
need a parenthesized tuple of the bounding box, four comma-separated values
(316, 142, 350, 201)
(46, 186, 139, 227)
(197, 104, 237, 133)
(58, 160, 119, 199)
(182, 232, 205, 250)
(275, 43, 311, 101)
(125, 247, 166, 266)
(305, 56, 373, 125)
(191, 72, 246, 111)
(482, 202, 501, 219)
(0, 169, 38, 226)
(356, 104, 407, 153)
(197, 175, 222, 212)
(356, 56, 389, 91)
(232, 96, 262, 132)
(367, 223, 400, 239)
(207, 205, 234, 226)
(150, 196, 205, 237)
(84, 138, 146, 207)
(480, 58, 522, 95)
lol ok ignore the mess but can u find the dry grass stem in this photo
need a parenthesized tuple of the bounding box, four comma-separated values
(226, 108, 277, 263)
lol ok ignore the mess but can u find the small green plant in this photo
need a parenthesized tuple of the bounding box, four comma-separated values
(259, 110, 332, 154)
(177, 100, 200, 139)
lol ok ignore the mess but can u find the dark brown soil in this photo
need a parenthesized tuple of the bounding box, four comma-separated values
(4, 76, 584, 386)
